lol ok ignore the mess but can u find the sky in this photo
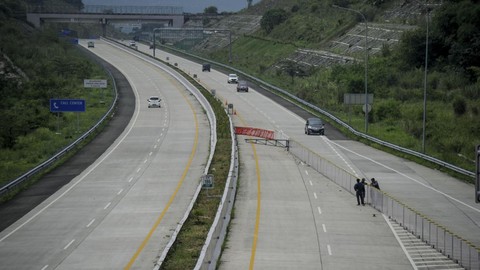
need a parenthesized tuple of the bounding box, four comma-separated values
(82, 0, 261, 13)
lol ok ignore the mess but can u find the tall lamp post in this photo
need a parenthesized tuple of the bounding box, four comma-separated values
(421, 4, 430, 153)
(333, 5, 369, 133)
(409, 0, 430, 153)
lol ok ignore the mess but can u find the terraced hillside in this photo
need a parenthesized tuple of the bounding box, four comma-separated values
(194, 0, 442, 69)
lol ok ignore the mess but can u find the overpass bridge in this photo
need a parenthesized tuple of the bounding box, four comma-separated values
(26, 5, 185, 35)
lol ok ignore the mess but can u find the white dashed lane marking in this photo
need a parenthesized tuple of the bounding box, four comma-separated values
(104, 202, 111, 210)
(86, 219, 95, 228)
(64, 239, 75, 250)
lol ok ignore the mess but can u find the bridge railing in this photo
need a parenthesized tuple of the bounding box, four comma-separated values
(288, 139, 480, 270)
(82, 5, 183, 15)
(26, 5, 183, 15)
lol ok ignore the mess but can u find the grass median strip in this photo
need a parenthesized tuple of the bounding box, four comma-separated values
(159, 66, 232, 270)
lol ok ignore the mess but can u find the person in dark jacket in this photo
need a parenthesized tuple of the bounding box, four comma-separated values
(354, 178, 365, 205)
(371, 178, 380, 190)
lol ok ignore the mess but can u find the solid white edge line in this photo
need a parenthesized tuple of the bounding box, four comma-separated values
(382, 214, 418, 270)
(329, 140, 480, 214)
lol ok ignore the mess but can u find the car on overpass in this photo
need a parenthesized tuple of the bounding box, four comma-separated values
(87, 41, 94, 48)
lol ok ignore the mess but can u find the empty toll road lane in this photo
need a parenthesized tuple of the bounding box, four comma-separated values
(0, 39, 210, 270)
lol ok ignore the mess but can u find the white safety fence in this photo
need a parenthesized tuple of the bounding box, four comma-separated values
(288, 139, 480, 270)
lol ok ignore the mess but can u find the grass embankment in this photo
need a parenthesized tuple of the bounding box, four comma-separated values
(0, 18, 115, 199)
(159, 65, 232, 269)
(204, 34, 479, 182)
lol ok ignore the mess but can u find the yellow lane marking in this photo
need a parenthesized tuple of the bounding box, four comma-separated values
(124, 83, 199, 270)
(236, 112, 262, 270)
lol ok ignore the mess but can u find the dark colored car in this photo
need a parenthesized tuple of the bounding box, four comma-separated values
(236, 80, 249, 92)
(202, 63, 211, 72)
(305, 117, 325, 135)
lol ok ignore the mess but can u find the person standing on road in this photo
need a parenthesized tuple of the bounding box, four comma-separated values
(371, 178, 380, 190)
(354, 178, 365, 205)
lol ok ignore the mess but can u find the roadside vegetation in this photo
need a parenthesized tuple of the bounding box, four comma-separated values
(0, 1, 113, 194)
(205, 0, 480, 178)
(159, 66, 232, 269)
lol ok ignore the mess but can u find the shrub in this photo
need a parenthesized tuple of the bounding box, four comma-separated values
(261, 8, 288, 34)
(453, 97, 467, 116)
(375, 99, 401, 121)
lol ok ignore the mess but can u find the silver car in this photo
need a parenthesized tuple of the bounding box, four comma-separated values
(227, 74, 238, 84)
(147, 96, 161, 108)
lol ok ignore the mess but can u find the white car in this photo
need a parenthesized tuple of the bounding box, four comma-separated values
(227, 74, 238, 84)
(147, 96, 161, 108)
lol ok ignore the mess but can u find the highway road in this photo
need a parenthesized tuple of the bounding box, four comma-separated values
(135, 41, 480, 269)
(1, 37, 477, 270)
(132, 43, 414, 269)
(0, 39, 210, 270)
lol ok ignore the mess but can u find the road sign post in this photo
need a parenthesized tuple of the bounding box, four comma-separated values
(50, 99, 86, 113)
(84, 79, 107, 103)
(476, 145, 480, 203)
(50, 99, 86, 134)
(202, 174, 214, 189)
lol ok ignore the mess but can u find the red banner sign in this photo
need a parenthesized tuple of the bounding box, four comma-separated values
(234, 127, 275, 140)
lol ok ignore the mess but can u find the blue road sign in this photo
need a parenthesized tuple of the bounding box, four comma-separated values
(50, 99, 86, 112)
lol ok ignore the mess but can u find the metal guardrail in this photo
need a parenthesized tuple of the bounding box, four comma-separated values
(147, 41, 475, 179)
(0, 68, 118, 197)
(288, 139, 480, 270)
(194, 113, 238, 270)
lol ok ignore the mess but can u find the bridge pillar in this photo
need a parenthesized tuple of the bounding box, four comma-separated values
(101, 18, 107, 37)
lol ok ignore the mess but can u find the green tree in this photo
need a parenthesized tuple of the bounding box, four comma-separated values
(430, 1, 480, 79)
(204, 6, 218, 14)
(260, 8, 288, 34)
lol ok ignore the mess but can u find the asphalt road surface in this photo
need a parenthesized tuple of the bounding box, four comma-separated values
(139, 44, 414, 269)
(138, 42, 479, 269)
